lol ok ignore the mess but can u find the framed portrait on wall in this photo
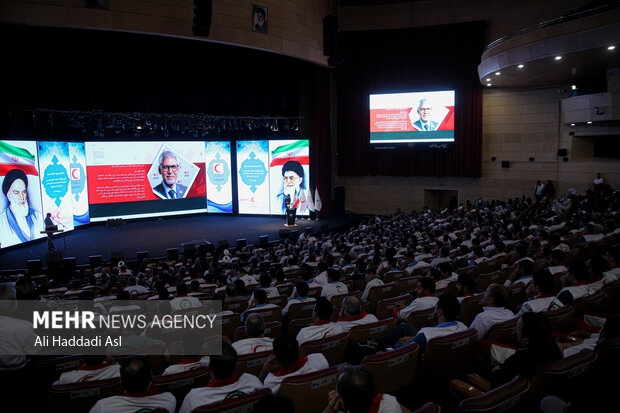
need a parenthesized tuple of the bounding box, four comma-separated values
(253, 5, 268, 34)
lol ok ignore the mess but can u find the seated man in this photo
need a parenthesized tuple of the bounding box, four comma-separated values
(361, 266, 383, 301)
(392, 277, 438, 321)
(53, 355, 119, 385)
(243, 289, 279, 321)
(162, 331, 210, 375)
(435, 262, 458, 289)
(516, 269, 561, 316)
(123, 277, 150, 296)
(321, 268, 349, 300)
(552, 262, 594, 306)
(248, 274, 280, 307)
(503, 258, 534, 288)
(260, 335, 329, 393)
(313, 262, 329, 286)
(170, 283, 202, 311)
(282, 281, 316, 316)
(322, 365, 408, 413)
(470, 283, 514, 340)
(89, 356, 176, 413)
(179, 343, 264, 413)
(297, 297, 345, 346)
(232, 314, 274, 355)
(489, 312, 562, 388)
(337, 296, 379, 332)
(456, 272, 477, 302)
(561, 317, 620, 358)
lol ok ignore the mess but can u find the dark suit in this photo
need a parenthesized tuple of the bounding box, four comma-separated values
(412, 119, 438, 131)
(153, 182, 188, 199)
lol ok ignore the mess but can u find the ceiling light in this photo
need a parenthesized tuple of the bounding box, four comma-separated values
(517, 64, 524, 68)
(570, 123, 575, 126)
(587, 121, 592, 124)
(555, 56, 562, 60)
(495, 72, 500, 76)
(486, 78, 491, 82)
(608, 46, 616, 50)
(571, 85, 577, 90)
(487, 83, 491, 87)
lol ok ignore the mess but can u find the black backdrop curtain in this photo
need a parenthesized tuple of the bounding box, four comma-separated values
(336, 21, 485, 178)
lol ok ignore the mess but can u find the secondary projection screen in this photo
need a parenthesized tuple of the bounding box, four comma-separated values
(85, 141, 207, 221)
(369, 90, 455, 143)
(237, 139, 310, 215)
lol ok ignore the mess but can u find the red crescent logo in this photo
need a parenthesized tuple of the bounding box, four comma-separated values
(251, 197, 255, 203)
(71, 168, 80, 180)
(214, 163, 223, 173)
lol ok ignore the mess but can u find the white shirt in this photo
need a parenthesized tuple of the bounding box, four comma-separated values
(162, 356, 210, 375)
(179, 373, 264, 413)
(90, 392, 176, 413)
(314, 271, 329, 286)
(283, 296, 316, 316)
(469, 307, 515, 340)
(337, 313, 380, 332)
(436, 272, 459, 289)
(170, 295, 203, 312)
(547, 265, 567, 275)
(296, 322, 346, 346)
(362, 278, 384, 300)
(417, 321, 468, 342)
(405, 260, 430, 274)
(54, 363, 120, 385)
(123, 285, 150, 295)
(516, 295, 560, 317)
(231, 337, 274, 355)
(397, 296, 439, 321)
(264, 354, 329, 393)
(0, 315, 38, 371)
(563, 334, 599, 358)
(321, 282, 349, 299)
(374, 393, 403, 413)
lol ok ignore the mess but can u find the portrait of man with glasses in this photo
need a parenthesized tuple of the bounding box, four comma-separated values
(411, 98, 438, 132)
(152, 150, 187, 200)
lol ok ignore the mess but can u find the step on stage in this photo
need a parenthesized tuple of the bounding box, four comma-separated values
(0, 214, 361, 272)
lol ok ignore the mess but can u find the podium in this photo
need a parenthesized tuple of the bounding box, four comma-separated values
(285, 208, 297, 226)
(41, 226, 64, 251)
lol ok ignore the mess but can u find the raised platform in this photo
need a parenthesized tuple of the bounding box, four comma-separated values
(0, 214, 361, 272)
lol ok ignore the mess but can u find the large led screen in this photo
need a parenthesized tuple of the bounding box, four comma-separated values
(237, 139, 310, 215)
(369, 90, 455, 143)
(85, 141, 207, 221)
(38, 141, 74, 232)
(0, 140, 45, 248)
(205, 141, 233, 213)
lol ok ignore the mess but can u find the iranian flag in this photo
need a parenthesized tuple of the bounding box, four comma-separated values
(270, 140, 309, 167)
(0, 141, 39, 176)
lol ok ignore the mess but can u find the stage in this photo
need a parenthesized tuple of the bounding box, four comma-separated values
(0, 214, 361, 272)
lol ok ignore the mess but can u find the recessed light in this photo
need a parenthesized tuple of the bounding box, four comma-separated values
(608, 46, 616, 50)
(486, 83, 492, 87)
(136, 125, 143, 130)
(570, 123, 575, 126)
(486, 78, 491, 82)
(571, 85, 577, 90)
(555, 56, 562, 60)
(495, 72, 501, 76)
(518, 64, 524, 68)
(587, 121, 592, 124)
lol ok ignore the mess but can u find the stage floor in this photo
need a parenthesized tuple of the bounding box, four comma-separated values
(0, 214, 360, 272)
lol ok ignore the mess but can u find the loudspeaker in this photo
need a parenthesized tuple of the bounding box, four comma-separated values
(110, 251, 125, 266)
(501, 161, 510, 168)
(236, 238, 246, 250)
(166, 248, 179, 261)
(289, 230, 299, 240)
(258, 235, 269, 248)
(89, 255, 102, 268)
(217, 240, 229, 252)
(182, 243, 196, 259)
(193, 0, 212, 37)
(557, 148, 568, 156)
(279, 229, 290, 237)
(334, 186, 345, 216)
(27, 259, 42, 274)
(136, 251, 150, 263)
(46, 251, 63, 267)
(63, 257, 77, 275)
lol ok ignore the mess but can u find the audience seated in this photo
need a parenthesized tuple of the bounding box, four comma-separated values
(178, 343, 264, 413)
(338, 296, 379, 331)
(170, 283, 202, 311)
(322, 365, 408, 413)
(260, 335, 329, 393)
(321, 268, 349, 299)
(89, 356, 176, 413)
(516, 269, 560, 316)
(296, 297, 345, 346)
(162, 331, 210, 375)
(282, 281, 316, 316)
(232, 314, 274, 355)
(361, 266, 384, 300)
(392, 277, 438, 321)
(469, 284, 514, 340)
(53, 355, 120, 385)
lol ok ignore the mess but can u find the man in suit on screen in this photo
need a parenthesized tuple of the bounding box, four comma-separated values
(152, 150, 187, 200)
(411, 98, 439, 131)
